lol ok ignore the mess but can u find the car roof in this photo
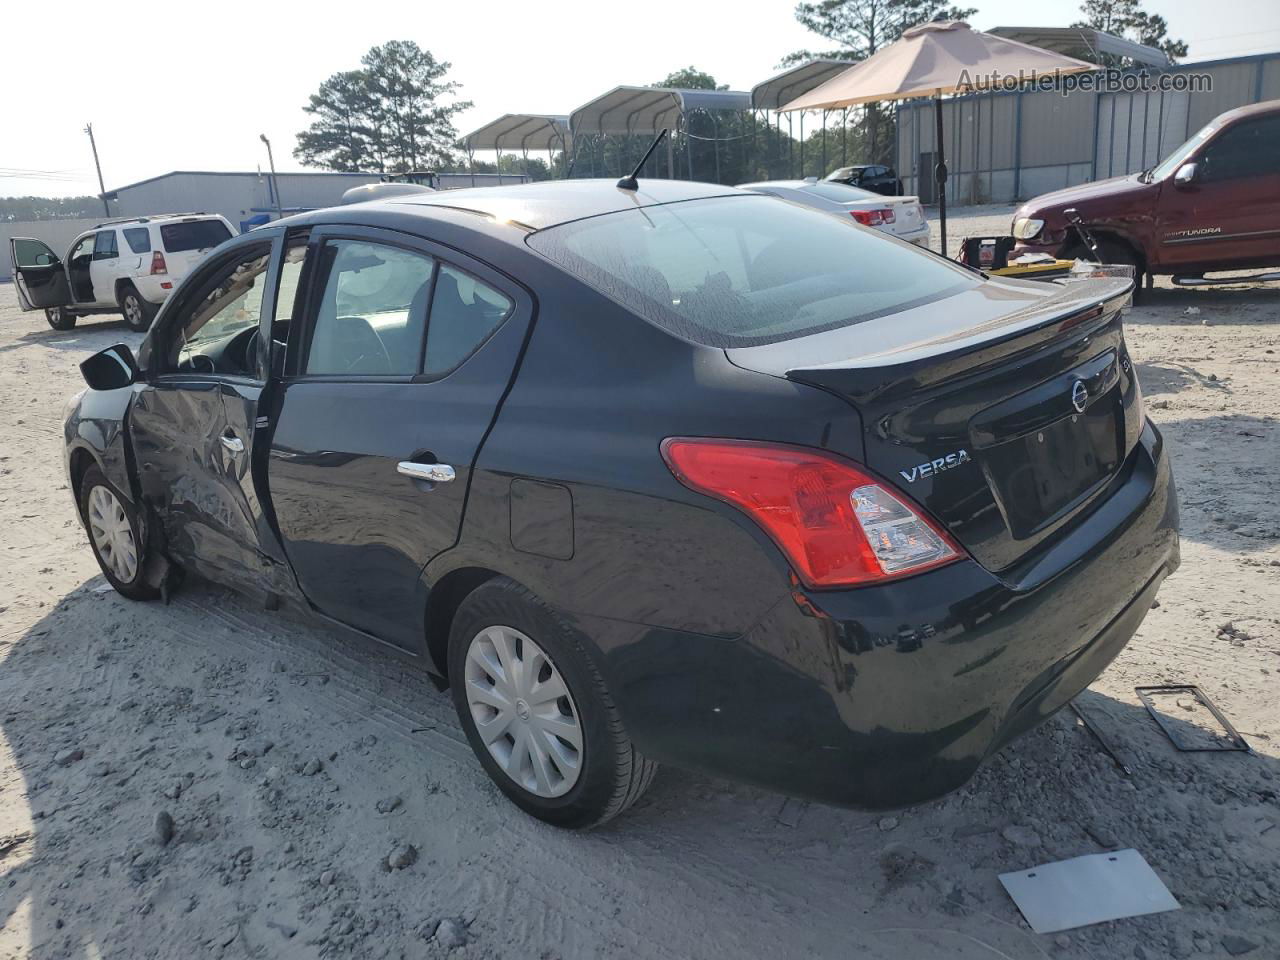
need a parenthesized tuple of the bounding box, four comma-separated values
(1215, 97, 1280, 125)
(95, 213, 224, 229)
(384, 178, 743, 230)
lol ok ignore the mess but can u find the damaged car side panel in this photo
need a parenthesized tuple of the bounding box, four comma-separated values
(122, 228, 301, 603)
(128, 377, 297, 601)
(64, 386, 137, 513)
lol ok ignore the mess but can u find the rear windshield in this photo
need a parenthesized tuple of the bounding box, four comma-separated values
(159, 219, 232, 253)
(526, 195, 973, 347)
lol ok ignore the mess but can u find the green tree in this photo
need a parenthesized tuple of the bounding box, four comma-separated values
(784, 1, 976, 167)
(655, 66, 725, 90)
(1075, 0, 1188, 62)
(785, 0, 976, 65)
(469, 155, 555, 181)
(294, 41, 471, 173)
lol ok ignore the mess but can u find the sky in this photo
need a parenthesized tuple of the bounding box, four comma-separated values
(4, 0, 1279, 198)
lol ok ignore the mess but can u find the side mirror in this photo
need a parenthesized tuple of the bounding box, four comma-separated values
(1174, 162, 1198, 187)
(80, 343, 140, 391)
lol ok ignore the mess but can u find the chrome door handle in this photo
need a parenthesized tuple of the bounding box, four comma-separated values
(220, 434, 245, 454)
(397, 461, 455, 484)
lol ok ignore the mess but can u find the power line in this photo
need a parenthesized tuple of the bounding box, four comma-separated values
(0, 173, 95, 183)
(0, 167, 93, 180)
(0, 165, 92, 176)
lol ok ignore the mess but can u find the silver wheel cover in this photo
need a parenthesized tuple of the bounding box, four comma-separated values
(464, 625, 583, 797)
(87, 485, 138, 583)
(124, 296, 142, 325)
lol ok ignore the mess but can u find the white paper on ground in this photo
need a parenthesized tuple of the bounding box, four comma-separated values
(999, 849, 1180, 934)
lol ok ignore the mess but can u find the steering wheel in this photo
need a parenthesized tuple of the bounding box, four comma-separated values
(242, 328, 260, 372)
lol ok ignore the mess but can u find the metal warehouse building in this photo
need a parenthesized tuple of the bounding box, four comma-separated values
(103, 170, 384, 232)
(894, 50, 1280, 205)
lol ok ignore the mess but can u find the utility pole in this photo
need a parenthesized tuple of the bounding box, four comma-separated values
(84, 123, 110, 217)
(259, 134, 283, 219)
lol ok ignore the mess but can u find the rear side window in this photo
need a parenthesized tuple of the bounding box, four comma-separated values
(160, 219, 232, 253)
(423, 265, 513, 377)
(304, 240, 435, 376)
(527, 195, 975, 348)
(123, 227, 151, 254)
(92, 230, 118, 259)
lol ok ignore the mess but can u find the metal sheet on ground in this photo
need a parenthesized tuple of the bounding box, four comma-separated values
(999, 849, 1180, 934)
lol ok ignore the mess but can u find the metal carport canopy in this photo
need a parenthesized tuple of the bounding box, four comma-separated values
(569, 86, 751, 136)
(751, 59, 854, 110)
(988, 26, 1171, 68)
(461, 114, 571, 151)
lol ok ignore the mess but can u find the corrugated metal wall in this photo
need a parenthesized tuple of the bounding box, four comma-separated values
(110, 172, 383, 228)
(896, 52, 1280, 205)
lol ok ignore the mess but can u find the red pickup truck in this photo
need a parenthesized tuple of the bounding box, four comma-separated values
(1011, 99, 1280, 283)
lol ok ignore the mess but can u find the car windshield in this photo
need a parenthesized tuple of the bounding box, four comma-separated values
(160, 220, 232, 253)
(1148, 122, 1217, 182)
(526, 195, 973, 348)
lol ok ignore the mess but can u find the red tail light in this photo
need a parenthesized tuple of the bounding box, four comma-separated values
(851, 208, 895, 226)
(661, 438, 961, 588)
(150, 251, 168, 275)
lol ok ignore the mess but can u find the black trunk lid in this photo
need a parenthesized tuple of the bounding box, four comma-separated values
(727, 276, 1143, 574)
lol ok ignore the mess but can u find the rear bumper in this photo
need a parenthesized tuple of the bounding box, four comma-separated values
(895, 223, 931, 247)
(590, 420, 1178, 809)
(131, 274, 175, 304)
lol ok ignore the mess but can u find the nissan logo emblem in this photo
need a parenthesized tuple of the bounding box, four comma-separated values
(1071, 380, 1089, 413)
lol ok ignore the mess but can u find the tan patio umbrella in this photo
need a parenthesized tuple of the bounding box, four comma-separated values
(780, 21, 1095, 256)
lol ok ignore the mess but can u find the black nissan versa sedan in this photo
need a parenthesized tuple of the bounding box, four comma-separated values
(57, 179, 1179, 828)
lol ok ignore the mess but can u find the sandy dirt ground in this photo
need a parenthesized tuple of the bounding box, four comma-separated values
(0, 207, 1277, 960)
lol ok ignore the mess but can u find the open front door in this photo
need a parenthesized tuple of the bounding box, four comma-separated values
(9, 238, 72, 311)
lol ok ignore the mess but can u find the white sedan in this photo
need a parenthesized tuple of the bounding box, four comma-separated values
(737, 178, 931, 247)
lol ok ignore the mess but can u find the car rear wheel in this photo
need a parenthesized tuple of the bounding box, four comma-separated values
(120, 286, 158, 332)
(80, 465, 159, 601)
(45, 306, 75, 331)
(448, 578, 657, 828)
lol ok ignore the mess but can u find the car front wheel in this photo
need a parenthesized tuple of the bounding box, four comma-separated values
(45, 306, 75, 330)
(80, 465, 159, 601)
(448, 578, 657, 828)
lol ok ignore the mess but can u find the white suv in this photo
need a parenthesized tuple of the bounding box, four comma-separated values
(9, 213, 236, 331)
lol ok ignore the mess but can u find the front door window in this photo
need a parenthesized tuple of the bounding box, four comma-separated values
(1200, 117, 1280, 182)
(166, 247, 272, 376)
